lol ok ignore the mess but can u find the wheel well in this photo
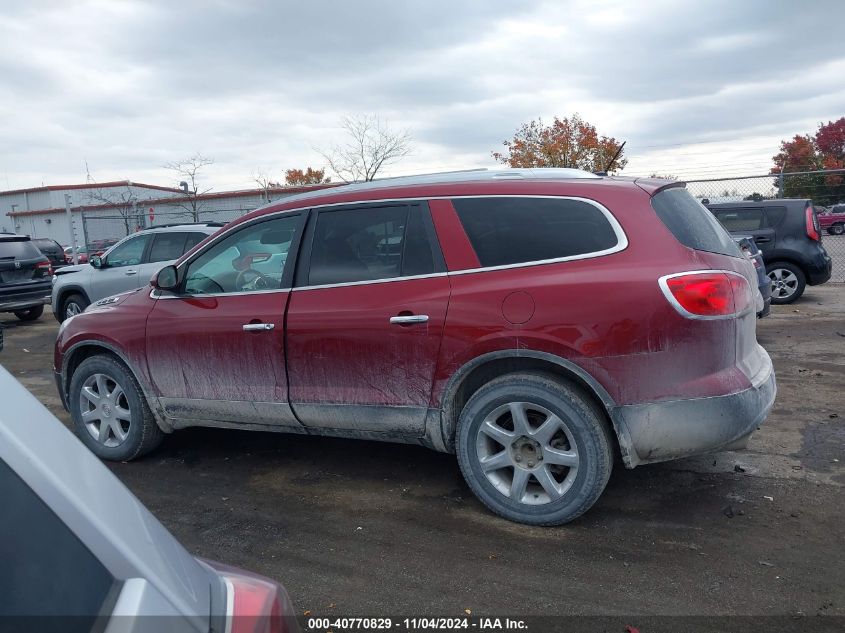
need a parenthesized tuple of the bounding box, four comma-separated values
(442, 356, 619, 456)
(765, 258, 806, 277)
(58, 287, 89, 309)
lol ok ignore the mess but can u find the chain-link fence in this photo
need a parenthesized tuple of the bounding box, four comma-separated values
(685, 169, 845, 282)
(80, 207, 257, 254)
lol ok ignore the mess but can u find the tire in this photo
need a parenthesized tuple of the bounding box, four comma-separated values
(14, 305, 44, 321)
(767, 261, 806, 304)
(62, 293, 89, 321)
(832, 223, 844, 236)
(68, 354, 164, 461)
(456, 372, 613, 526)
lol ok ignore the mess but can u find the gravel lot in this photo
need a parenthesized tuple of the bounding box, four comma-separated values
(2, 286, 844, 619)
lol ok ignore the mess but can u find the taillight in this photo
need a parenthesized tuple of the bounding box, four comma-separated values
(806, 206, 820, 241)
(36, 261, 52, 276)
(659, 271, 753, 319)
(740, 246, 762, 269)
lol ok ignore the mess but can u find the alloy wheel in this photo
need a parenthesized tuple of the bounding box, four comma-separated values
(768, 268, 799, 300)
(78, 373, 132, 447)
(475, 401, 579, 505)
(66, 302, 83, 318)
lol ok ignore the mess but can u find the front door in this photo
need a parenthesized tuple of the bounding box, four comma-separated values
(144, 214, 305, 429)
(285, 202, 450, 435)
(92, 233, 151, 301)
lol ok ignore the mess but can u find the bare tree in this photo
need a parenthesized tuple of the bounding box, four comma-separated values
(253, 169, 282, 203)
(85, 182, 142, 238)
(164, 153, 214, 221)
(318, 115, 412, 183)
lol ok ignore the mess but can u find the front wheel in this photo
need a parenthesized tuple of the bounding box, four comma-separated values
(69, 355, 164, 460)
(14, 305, 44, 321)
(456, 372, 613, 526)
(767, 261, 806, 304)
(831, 223, 844, 235)
(62, 293, 89, 321)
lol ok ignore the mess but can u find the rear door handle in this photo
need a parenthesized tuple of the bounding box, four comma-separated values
(125, 269, 138, 276)
(243, 323, 275, 331)
(390, 315, 429, 325)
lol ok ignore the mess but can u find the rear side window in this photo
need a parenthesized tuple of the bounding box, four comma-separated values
(183, 232, 208, 253)
(452, 197, 619, 268)
(652, 188, 740, 257)
(712, 208, 766, 231)
(764, 206, 787, 226)
(147, 232, 188, 263)
(0, 459, 115, 627)
(0, 239, 42, 260)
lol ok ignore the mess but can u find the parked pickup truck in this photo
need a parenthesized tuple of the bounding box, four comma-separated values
(818, 204, 845, 235)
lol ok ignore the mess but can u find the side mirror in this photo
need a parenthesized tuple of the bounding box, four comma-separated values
(152, 265, 179, 291)
(90, 255, 102, 269)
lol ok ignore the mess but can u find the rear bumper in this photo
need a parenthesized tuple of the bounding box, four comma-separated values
(806, 253, 832, 286)
(613, 348, 776, 467)
(0, 289, 51, 312)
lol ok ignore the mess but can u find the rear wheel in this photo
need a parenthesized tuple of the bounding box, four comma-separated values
(456, 372, 613, 526)
(831, 223, 844, 235)
(14, 305, 44, 321)
(69, 355, 164, 460)
(62, 293, 89, 321)
(767, 261, 806, 304)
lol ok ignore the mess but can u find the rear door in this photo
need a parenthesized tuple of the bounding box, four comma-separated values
(92, 233, 151, 300)
(285, 202, 450, 436)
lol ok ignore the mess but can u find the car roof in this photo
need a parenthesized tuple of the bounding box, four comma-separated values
(0, 365, 213, 618)
(143, 223, 222, 233)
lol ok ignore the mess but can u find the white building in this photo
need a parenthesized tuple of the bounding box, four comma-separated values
(1, 180, 336, 248)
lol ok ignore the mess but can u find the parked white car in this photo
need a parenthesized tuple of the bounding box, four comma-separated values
(51, 224, 220, 321)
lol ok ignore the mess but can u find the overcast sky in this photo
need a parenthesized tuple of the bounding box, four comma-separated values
(2, 0, 843, 192)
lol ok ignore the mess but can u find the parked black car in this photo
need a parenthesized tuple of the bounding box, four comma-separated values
(0, 234, 52, 321)
(733, 235, 771, 317)
(30, 237, 67, 269)
(705, 199, 832, 304)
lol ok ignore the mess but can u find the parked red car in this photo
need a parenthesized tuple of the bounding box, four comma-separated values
(818, 204, 845, 235)
(55, 169, 776, 525)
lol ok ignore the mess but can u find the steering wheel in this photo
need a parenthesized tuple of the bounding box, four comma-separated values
(235, 268, 273, 291)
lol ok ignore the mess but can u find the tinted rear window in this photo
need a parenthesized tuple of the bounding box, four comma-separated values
(0, 459, 115, 627)
(0, 239, 42, 260)
(31, 239, 61, 252)
(452, 197, 619, 268)
(652, 188, 740, 257)
(765, 206, 787, 226)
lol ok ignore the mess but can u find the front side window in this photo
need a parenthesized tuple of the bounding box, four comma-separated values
(713, 208, 766, 232)
(453, 197, 620, 268)
(307, 205, 436, 286)
(184, 216, 298, 295)
(105, 235, 149, 267)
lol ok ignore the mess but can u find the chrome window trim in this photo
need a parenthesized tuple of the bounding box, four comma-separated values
(169, 195, 628, 295)
(150, 287, 291, 299)
(658, 269, 755, 320)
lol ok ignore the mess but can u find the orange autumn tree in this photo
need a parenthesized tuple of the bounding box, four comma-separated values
(493, 114, 627, 173)
(284, 167, 331, 186)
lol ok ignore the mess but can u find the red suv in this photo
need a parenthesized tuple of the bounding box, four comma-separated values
(55, 169, 776, 525)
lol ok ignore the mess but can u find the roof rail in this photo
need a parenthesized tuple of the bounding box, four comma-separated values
(146, 221, 226, 229)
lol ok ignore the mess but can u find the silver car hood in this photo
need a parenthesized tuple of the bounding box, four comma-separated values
(0, 365, 214, 622)
(55, 263, 90, 275)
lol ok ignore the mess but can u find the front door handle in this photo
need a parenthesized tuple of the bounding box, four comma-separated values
(243, 323, 275, 331)
(125, 269, 138, 276)
(390, 315, 429, 325)
(754, 237, 771, 243)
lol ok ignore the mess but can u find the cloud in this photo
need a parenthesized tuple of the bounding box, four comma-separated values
(0, 0, 843, 191)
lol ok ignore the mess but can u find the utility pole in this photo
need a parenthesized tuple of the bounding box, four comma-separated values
(65, 194, 80, 264)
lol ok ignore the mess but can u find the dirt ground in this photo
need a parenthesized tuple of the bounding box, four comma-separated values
(2, 286, 843, 618)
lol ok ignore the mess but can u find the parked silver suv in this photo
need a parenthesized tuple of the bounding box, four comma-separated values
(51, 224, 221, 321)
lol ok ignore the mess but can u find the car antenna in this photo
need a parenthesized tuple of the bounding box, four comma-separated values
(594, 141, 626, 176)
